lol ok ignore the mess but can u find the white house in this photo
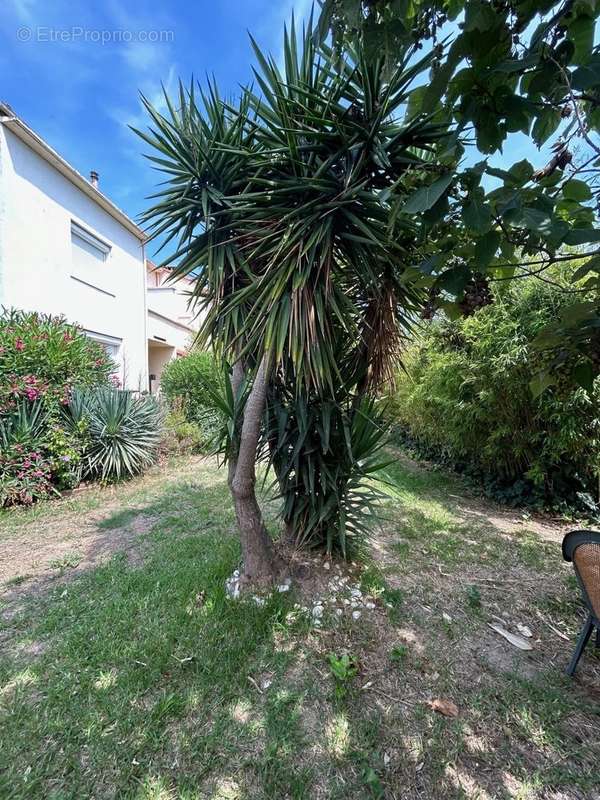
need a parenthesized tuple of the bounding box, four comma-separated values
(0, 102, 199, 392)
(146, 260, 199, 393)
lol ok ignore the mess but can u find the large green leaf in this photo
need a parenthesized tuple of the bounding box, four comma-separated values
(532, 108, 561, 147)
(462, 198, 493, 233)
(564, 228, 600, 244)
(529, 371, 555, 399)
(573, 360, 595, 393)
(563, 179, 593, 202)
(402, 174, 454, 214)
(474, 230, 500, 266)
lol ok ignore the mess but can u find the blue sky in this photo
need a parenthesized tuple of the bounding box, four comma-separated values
(1, 0, 555, 261)
(0, 0, 314, 257)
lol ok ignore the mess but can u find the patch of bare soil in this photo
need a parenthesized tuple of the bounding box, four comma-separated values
(281, 453, 599, 799)
(0, 457, 206, 600)
(394, 449, 570, 544)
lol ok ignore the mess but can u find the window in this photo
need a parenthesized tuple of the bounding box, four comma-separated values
(71, 222, 112, 292)
(84, 330, 121, 364)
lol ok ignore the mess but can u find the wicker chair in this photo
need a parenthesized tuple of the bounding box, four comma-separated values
(562, 530, 600, 676)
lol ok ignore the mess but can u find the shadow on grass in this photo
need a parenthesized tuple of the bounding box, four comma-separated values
(380, 455, 561, 568)
(0, 476, 320, 799)
(1, 456, 599, 799)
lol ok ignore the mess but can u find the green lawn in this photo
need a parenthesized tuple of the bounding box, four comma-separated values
(1, 454, 598, 799)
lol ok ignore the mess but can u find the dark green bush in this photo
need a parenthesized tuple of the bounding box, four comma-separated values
(199, 364, 390, 555)
(160, 351, 223, 451)
(266, 390, 390, 555)
(389, 274, 600, 513)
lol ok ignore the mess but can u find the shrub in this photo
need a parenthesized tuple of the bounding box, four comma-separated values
(160, 351, 223, 450)
(0, 403, 55, 507)
(0, 308, 113, 415)
(205, 368, 391, 555)
(161, 407, 205, 455)
(0, 309, 115, 504)
(266, 388, 389, 555)
(66, 389, 163, 481)
(389, 273, 600, 513)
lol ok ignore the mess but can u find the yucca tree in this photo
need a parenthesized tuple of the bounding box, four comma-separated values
(137, 18, 456, 585)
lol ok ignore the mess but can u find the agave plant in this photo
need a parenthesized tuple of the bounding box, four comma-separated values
(0, 400, 47, 448)
(0, 402, 56, 507)
(137, 17, 457, 581)
(67, 389, 163, 481)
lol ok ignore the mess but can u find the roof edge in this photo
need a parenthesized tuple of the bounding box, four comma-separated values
(147, 307, 195, 333)
(0, 102, 147, 242)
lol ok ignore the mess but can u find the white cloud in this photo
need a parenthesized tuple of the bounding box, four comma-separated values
(4, 0, 37, 24)
(107, 63, 178, 156)
(106, 0, 175, 78)
(102, 0, 179, 155)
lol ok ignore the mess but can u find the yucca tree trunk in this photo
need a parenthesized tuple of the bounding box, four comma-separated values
(229, 354, 282, 585)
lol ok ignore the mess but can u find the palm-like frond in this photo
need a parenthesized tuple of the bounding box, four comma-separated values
(137, 19, 456, 552)
(66, 389, 163, 481)
(264, 385, 390, 556)
(136, 20, 451, 391)
(0, 401, 47, 448)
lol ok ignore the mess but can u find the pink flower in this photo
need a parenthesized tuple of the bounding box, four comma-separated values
(110, 374, 122, 388)
(14, 338, 25, 351)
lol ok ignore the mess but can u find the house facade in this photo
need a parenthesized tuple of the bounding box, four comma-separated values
(0, 102, 199, 392)
(146, 261, 199, 393)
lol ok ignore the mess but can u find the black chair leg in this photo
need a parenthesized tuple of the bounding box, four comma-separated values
(566, 615, 593, 676)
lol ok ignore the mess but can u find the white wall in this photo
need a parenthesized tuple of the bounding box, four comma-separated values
(148, 340, 175, 394)
(147, 309, 194, 354)
(146, 307, 195, 392)
(0, 126, 147, 391)
(147, 285, 196, 327)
